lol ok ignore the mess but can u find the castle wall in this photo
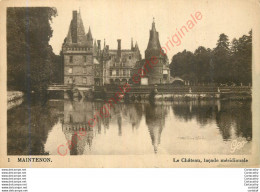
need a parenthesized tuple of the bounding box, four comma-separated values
(146, 58, 164, 84)
(63, 53, 94, 86)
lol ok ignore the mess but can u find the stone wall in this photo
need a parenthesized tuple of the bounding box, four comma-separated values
(64, 54, 94, 86)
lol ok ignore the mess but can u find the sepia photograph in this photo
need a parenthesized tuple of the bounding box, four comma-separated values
(1, 0, 259, 167)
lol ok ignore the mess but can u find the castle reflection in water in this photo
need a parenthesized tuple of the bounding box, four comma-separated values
(7, 99, 252, 155)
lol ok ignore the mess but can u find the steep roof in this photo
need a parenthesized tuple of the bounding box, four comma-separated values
(86, 27, 93, 41)
(64, 11, 92, 47)
(135, 41, 139, 51)
(145, 19, 162, 58)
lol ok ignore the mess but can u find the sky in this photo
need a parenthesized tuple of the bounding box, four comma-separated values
(49, 0, 255, 59)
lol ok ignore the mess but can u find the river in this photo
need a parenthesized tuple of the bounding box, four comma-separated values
(7, 98, 252, 155)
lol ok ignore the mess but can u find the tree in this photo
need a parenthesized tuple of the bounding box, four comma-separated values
(212, 33, 231, 83)
(170, 50, 196, 83)
(163, 32, 252, 86)
(194, 46, 211, 83)
(230, 30, 252, 85)
(7, 7, 58, 97)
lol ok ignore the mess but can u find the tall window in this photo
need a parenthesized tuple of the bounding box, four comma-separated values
(129, 55, 132, 59)
(70, 56, 73, 63)
(110, 69, 113, 76)
(123, 69, 126, 76)
(83, 77, 87, 84)
(84, 56, 87, 62)
(69, 77, 73, 84)
(116, 69, 119, 76)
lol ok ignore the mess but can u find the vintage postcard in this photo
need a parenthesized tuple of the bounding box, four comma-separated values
(0, 0, 259, 168)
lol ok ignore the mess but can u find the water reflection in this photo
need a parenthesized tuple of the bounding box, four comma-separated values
(172, 100, 218, 125)
(171, 100, 252, 142)
(216, 101, 252, 141)
(62, 100, 94, 155)
(146, 104, 168, 153)
(7, 99, 252, 155)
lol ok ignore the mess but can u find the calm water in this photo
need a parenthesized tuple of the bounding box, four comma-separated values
(7, 98, 252, 155)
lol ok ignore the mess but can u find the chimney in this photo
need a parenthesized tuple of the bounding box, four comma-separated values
(97, 40, 101, 50)
(73, 10, 77, 20)
(117, 39, 121, 57)
(71, 11, 78, 43)
(131, 38, 134, 50)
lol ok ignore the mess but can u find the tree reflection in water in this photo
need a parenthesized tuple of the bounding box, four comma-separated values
(172, 100, 252, 141)
(7, 98, 252, 155)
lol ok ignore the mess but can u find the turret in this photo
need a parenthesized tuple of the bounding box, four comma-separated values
(145, 18, 161, 59)
(135, 41, 139, 51)
(63, 10, 92, 47)
(87, 27, 93, 41)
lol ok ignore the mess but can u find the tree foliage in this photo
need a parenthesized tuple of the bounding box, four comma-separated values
(169, 31, 252, 85)
(7, 7, 61, 95)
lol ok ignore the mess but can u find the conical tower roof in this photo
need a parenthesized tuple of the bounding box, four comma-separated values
(64, 10, 92, 47)
(135, 41, 139, 51)
(145, 18, 162, 58)
(87, 27, 93, 41)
